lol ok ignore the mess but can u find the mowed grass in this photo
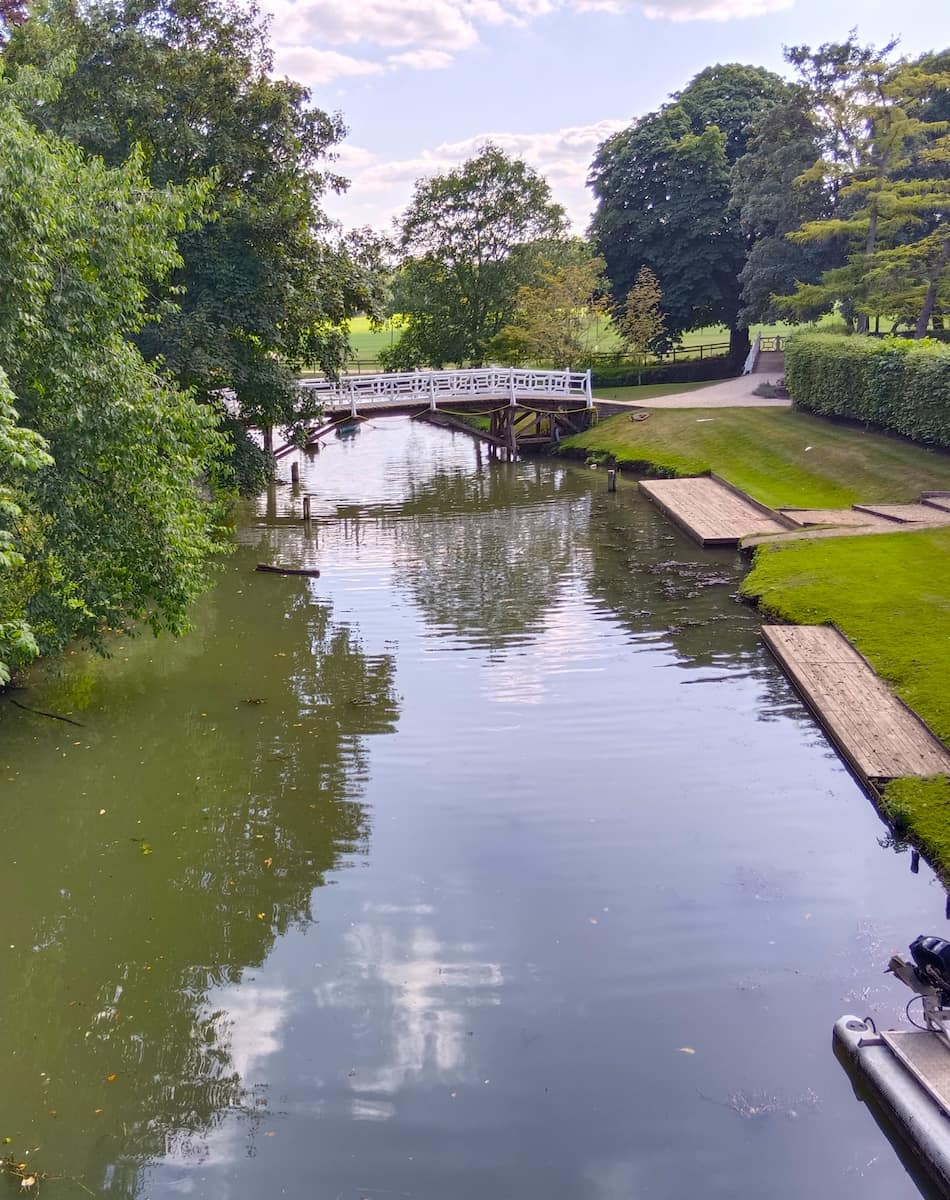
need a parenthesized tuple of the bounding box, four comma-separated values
(742, 529, 950, 877)
(562, 407, 950, 509)
(741, 528, 950, 745)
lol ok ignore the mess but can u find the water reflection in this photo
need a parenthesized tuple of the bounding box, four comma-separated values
(0, 551, 398, 1193)
(0, 421, 944, 1200)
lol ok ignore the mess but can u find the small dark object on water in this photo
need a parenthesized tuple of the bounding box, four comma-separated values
(241, 697, 267, 705)
(255, 563, 321, 577)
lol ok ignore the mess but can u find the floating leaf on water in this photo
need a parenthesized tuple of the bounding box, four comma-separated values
(106, 1073, 117, 1083)
(678, 1047, 696, 1055)
(21, 1175, 36, 1189)
(256, 913, 266, 920)
(263, 858, 273, 868)
(140, 843, 153, 856)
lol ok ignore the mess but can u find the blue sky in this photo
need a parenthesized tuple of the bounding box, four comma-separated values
(263, 0, 950, 233)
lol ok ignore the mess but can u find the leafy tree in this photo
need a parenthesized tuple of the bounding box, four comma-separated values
(777, 39, 950, 335)
(0, 63, 226, 665)
(384, 146, 567, 368)
(590, 64, 786, 360)
(5, 0, 382, 453)
(618, 266, 667, 369)
(0, 368, 52, 682)
(488, 242, 609, 366)
(731, 87, 837, 325)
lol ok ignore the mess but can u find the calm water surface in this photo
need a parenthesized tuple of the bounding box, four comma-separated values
(1, 418, 945, 1199)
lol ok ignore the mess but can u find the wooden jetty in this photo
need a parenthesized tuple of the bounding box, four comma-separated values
(638, 476, 789, 546)
(761, 625, 950, 785)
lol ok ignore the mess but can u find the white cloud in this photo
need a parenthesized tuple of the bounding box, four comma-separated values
(272, 45, 385, 83)
(325, 118, 629, 232)
(387, 48, 455, 70)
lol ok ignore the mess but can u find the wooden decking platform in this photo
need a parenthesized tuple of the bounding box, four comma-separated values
(854, 502, 950, 524)
(762, 625, 950, 784)
(638, 477, 788, 546)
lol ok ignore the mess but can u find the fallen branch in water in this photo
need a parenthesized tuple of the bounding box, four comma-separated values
(7, 697, 85, 727)
(255, 563, 321, 577)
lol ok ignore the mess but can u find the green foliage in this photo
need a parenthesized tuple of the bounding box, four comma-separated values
(0, 63, 226, 668)
(385, 145, 568, 368)
(561, 405, 950, 508)
(590, 64, 786, 341)
(0, 367, 52, 682)
(590, 356, 734, 388)
(731, 87, 836, 325)
(776, 38, 950, 333)
(5, 0, 383, 441)
(741, 527, 950, 745)
(618, 266, 667, 360)
(785, 332, 950, 446)
(487, 242, 609, 366)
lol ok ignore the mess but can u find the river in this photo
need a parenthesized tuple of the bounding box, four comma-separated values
(0, 416, 944, 1199)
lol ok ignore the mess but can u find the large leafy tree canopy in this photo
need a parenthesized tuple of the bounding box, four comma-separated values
(731, 86, 837, 326)
(589, 63, 787, 354)
(773, 37, 950, 335)
(0, 63, 226, 679)
(5, 0, 382, 433)
(384, 146, 568, 368)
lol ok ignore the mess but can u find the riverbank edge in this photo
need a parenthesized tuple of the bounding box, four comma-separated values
(556, 435, 950, 884)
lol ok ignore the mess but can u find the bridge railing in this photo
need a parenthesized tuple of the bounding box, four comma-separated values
(300, 367, 593, 413)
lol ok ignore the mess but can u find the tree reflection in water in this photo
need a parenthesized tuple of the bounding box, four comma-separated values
(0, 548, 398, 1194)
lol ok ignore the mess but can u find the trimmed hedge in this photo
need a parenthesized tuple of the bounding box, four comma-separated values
(786, 332, 950, 448)
(591, 354, 734, 389)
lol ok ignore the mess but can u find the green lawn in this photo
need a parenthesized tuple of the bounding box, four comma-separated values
(741, 528, 950, 744)
(742, 529, 950, 878)
(563, 406, 950, 509)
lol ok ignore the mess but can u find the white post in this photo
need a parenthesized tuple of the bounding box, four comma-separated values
(585, 368, 593, 409)
(509, 366, 517, 407)
(349, 380, 357, 418)
(429, 374, 436, 411)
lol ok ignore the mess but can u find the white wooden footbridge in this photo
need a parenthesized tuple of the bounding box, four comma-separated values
(274, 367, 595, 459)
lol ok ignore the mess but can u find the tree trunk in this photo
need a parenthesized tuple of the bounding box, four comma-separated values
(729, 327, 750, 368)
(915, 238, 950, 339)
(857, 205, 879, 335)
(263, 425, 274, 455)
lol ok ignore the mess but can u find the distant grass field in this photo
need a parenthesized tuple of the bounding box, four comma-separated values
(343, 316, 802, 363)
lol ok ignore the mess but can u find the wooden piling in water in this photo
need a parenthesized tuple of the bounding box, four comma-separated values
(291, 461, 299, 485)
(302, 495, 311, 522)
(607, 468, 617, 492)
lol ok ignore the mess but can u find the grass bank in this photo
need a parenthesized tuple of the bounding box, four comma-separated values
(563, 406, 950, 508)
(742, 529, 950, 878)
(881, 778, 950, 879)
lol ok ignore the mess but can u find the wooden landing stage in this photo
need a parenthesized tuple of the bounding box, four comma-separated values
(762, 625, 950, 785)
(638, 477, 789, 546)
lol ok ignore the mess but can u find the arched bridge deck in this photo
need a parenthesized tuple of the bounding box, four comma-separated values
(274, 367, 594, 459)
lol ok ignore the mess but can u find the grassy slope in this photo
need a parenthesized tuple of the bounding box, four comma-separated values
(741, 528, 950, 744)
(563, 407, 950, 508)
(743, 529, 950, 877)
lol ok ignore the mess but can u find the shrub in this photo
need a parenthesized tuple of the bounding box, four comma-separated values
(591, 354, 734, 389)
(785, 333, 950, 448)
